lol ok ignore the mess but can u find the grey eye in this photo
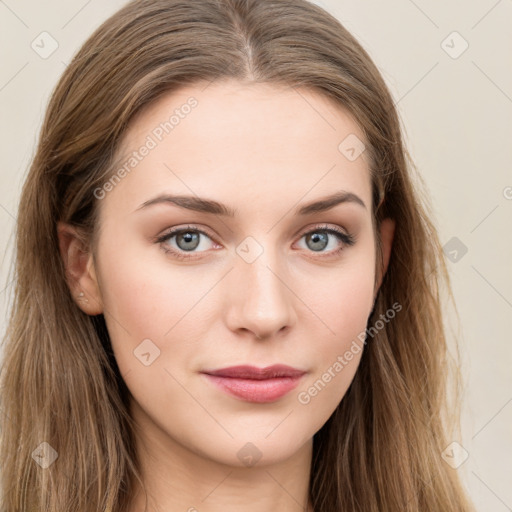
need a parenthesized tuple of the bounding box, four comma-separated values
(305, 232, 329, 252)
(175, 231, 201, 251)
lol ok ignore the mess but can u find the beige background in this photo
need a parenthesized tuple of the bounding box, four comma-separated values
(1, 1, 511, 509)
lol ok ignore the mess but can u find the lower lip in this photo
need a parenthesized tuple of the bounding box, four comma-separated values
(202, 374, 304, 403)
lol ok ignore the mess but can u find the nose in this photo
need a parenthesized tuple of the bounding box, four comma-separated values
(224, 249, 297, 341)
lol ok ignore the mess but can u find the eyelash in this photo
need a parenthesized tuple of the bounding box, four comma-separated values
(155, 224, 356, 261)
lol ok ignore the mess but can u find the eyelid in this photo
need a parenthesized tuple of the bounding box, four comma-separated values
(295, 222, 347, 238)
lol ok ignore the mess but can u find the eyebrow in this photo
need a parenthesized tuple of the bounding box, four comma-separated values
(134, 190, 366, 216)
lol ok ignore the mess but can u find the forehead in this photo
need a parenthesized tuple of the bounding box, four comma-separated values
(106, 80, 372, 215)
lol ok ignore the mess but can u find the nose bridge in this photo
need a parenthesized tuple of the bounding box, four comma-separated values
(226, 237, 296, 338)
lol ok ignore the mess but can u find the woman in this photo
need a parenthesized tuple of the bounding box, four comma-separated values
(0, 0, 475, 510)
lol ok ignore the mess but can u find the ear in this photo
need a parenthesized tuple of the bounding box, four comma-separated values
(57, 221, 103, 315)
(374, 217, 395, 300)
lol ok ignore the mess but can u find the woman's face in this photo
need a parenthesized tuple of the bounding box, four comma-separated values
(75, 80, 393, 467)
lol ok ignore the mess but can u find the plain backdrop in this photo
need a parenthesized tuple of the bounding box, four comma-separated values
(0, 1, 511, 510)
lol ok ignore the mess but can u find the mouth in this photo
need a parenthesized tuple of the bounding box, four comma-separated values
(200, 364, 307, 403)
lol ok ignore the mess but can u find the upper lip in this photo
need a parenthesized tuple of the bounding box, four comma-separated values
(201, 364, 306, 380)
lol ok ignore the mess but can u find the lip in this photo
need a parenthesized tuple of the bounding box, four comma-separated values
(201, 365, 306, 403)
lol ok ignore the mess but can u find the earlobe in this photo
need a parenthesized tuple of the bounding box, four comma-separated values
(375, 217, 395, 297)
(57, 221, 103, 315)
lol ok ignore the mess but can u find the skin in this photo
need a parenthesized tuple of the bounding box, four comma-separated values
(58, 80, 395, 512)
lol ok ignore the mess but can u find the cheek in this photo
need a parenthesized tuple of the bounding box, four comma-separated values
(297, 243, 376, 346)
(94, 235, 214, 373)
(318, 266, 374, 327)
(291, 251, 375, 413)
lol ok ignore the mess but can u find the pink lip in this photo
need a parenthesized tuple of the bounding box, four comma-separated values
(201, 365, 306, 403)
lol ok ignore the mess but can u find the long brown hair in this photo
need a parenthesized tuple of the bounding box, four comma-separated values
(0, 0, 475, 510)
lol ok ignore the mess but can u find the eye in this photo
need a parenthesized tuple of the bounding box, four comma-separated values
(295, 224, 356, 257)
(155, 225, 218, 261)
